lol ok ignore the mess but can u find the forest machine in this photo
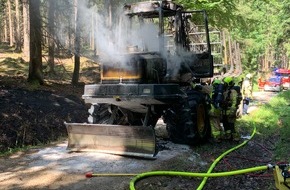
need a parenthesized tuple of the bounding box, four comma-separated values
(65, 1, 214, 158)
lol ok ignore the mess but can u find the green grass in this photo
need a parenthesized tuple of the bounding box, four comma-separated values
(237, 90, 290, 161)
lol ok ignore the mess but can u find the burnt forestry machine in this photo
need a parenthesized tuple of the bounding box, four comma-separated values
(65, 1, 213, 158)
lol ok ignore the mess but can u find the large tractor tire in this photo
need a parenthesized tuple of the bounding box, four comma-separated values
(88, 103, 159, 127)
(88, 104, 112, 124)
(187, 90, 211, 143)
(164, 91, 211, 144)
(88, 104, 137, 125)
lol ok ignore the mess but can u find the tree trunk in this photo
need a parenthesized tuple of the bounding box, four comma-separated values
(4, 14, 8, 42)
(48, 0, 56, 74)
(23, 0, 30, 61)
(15, 0, 22, 52)
(94, 13, 97, 57)
(105, 0, 112, 29)
(72, 0, 81, 85)
(27, 0, 44, 85)
(67, 18, 72, 54)
(228, 34, 233, 73)
(7, 0, 14, 47)
(222, 30, 228, 65)
(90, 11, 94, 51)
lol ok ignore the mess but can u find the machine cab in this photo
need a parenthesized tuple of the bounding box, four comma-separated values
(101, 1, 213, 84)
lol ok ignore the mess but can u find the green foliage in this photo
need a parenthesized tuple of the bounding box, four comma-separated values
(233, 0, 290, 72)
(176, 0, 241, 28)
(175, 0, 289, 73)
(238, 90, 290, 161)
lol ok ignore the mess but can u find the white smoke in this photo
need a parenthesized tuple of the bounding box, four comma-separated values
(54, 1, 164, 59)
(54, 1, 204, 78)
(92, 6, 160, 64)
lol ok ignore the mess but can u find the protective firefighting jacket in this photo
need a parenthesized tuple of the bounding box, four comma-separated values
(242, 78, 253, 98)
(223, 87, 238, 116)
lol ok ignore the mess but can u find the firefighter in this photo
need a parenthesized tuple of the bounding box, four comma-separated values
(222, 76, 240, 141)
(241, 73, 253, 115)
(209, 79, 224, 142)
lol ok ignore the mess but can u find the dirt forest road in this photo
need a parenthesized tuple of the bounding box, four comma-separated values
(0, 91, 278, 190)
(0, 131, 200, 190)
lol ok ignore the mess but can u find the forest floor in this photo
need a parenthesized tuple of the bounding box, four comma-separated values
(0, 75, 280, 190)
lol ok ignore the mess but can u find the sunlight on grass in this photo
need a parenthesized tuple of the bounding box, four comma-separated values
(0, 47, 99, 84)
(0, 57, 29, 76)
(251, 108, 279, 129)
(238, 90, 290, 161)
(269, 96, 289, 107)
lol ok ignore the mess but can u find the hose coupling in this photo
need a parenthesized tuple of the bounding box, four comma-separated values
(267, 164, 274, 170)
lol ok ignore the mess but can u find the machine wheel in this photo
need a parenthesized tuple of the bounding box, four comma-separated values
(88, 104, 130, 124)
(163, 99, 195, 144)
(88, 104, 111, 124)
(164, 91, 210, 144)
(188, 91, 211, 143)
(88, 103, 158, 126)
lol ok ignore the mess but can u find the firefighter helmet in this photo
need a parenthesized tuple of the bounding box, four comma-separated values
(212, 79, 221, 85)
(246, 73, 252, 79)
(223, 76, 234, 86)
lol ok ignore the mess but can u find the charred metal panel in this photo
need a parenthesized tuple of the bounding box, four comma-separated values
(101, 53, 166, 84)
(124, 1, 183, 18)
(83, 84, 182, 97)
(138, 84, 182, 96)
(178, 53, 214, 78)
(101, 54, 143, 82)
(84, 84, 139, 96)
(82, 84, 184, 113)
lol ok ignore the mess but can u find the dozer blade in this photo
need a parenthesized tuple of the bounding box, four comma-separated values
(65, 122, 157, 159)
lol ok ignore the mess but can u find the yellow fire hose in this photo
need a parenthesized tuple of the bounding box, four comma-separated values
(128, 122, 270, 190)
(86, 122, 290, 190)
(196, 121, 257, 190)
(129, 165, 270, 190)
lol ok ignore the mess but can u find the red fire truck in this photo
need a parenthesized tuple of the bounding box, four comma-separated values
(275, 68, 290, 90)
